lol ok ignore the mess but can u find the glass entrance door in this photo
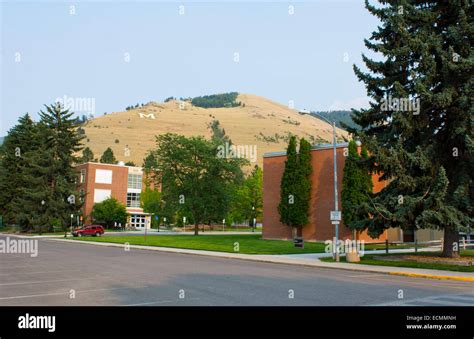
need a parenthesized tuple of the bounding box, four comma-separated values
(130, 215, 146, 229)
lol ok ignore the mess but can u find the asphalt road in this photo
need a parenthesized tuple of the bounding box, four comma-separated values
(0, 235, 472, 306)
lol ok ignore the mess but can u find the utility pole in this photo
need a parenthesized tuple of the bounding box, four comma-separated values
(332, 121, 340, 262)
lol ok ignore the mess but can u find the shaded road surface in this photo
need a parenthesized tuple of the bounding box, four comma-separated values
(0, 236, 472, 306)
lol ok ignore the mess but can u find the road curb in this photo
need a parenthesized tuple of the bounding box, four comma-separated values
(388, 272, 474, 282)
(42, 237, 474, 282)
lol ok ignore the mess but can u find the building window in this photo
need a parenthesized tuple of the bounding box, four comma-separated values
(128, 174, 142, 190)
(80, 189, 85, 202)
(94, 189, 111, 203)
(80, 169, 86, 183)
(96, 169, 113, 184)
(127, 192, 141, 208)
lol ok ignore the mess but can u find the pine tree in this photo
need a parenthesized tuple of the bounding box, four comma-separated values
(100, 147, 116, 164)
(351, 1, 473, 257)
(81, 147, 94, 163)
(12, 104, 84, 232)
(0, 114, 39, 227)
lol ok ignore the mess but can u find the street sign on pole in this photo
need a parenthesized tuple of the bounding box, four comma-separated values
(330, 211, 341, 221)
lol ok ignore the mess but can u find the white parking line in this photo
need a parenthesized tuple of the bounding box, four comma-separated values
(0, 286, 150, 301)
(125, 297, 201, 306)
(0, 265, 43, 270)
(0, 277, 99, 286)
(0, 269, 81, 276)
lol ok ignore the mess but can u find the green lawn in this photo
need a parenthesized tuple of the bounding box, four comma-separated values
(321, 250, 474, 272)
(70, 234, 326, 255)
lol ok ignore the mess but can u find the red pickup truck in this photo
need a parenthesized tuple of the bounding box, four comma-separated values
(72, 225, 105, 237)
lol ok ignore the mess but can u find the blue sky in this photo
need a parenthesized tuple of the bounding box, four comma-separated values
(0, 0, 379, 135)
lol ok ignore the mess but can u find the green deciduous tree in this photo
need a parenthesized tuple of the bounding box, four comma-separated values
(91, 197, 127, 228)
(141, 187, 162, 228)
(100, 147, 116, 164)
(229, 165, 263, 226)
(351, 1, 473, 257)
(151, 133, 245, 235)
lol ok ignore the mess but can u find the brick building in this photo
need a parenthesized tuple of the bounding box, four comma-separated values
(75, 162, 152, 229)
(262, 143, 387, 243)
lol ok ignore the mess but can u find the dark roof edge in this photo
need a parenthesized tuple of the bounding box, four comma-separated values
(263, 142, 349, 158)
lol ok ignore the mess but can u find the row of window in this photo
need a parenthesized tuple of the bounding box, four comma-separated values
(126, 192, 141, 208)
(130, 215, 147, 228)
(78, 169, 142, 189)
(91, 189, 141, 208)
(128, 174, 142, 189)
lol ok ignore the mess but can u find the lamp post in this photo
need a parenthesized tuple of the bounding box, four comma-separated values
(144, 217, 148, 242)
(68, 213, 73, 238)
(299, 110, 340, 261)
(40, 200, 45, 235)
(252, 206, 255, 232)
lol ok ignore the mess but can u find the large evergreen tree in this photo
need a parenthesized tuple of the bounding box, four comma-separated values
(0, 114, 39, 227)
(351, 1, 473, 257)
(11, 104, 84, 232)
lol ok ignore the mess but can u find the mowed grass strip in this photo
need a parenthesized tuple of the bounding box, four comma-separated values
(321, 250, 474, 272)
(71, 234, 326, 255)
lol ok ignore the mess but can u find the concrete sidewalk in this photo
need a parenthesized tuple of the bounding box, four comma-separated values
(44, 237, 474, 282)
(275, 247, 440, 259)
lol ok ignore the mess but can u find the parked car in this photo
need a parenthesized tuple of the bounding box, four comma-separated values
(72, 225, 105, 237)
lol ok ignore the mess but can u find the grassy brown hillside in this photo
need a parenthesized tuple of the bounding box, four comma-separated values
(80, 93, 349, 168)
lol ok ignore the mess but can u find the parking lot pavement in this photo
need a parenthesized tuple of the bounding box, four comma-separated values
(0, 235, 472, 306)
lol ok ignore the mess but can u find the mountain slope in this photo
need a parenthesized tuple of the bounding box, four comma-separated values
(311, 111, 360, 130)
(81, 93, 349, 168)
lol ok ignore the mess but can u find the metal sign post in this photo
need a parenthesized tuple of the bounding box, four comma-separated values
(330, 210, 341, 261)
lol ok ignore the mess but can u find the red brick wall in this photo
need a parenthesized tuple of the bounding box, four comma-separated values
(263, 147, 387, 243)
(76, 163, 129, 223)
